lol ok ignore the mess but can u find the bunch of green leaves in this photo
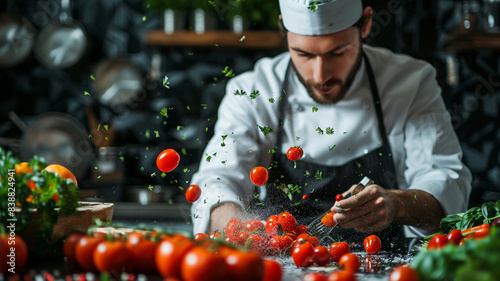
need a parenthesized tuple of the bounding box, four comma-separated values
(412, 227, 500, 281)
(439, 200, 500, 234)
(0, 147, 79, 256)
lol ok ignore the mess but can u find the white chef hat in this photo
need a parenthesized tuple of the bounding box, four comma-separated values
(279, 0, 363, 36)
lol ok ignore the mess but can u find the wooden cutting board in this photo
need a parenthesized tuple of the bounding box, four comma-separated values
(51, 202, 114, 238)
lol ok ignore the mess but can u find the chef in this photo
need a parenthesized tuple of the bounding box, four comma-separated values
(190, 0, 472, 245)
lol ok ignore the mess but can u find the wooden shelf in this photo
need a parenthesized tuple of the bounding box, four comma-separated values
(446, 31, 500, 52)
(145, 30, 285, 50)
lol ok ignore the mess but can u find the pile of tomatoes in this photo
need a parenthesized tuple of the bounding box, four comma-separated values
(427, 223, 492, 250)
(63, 228, 283, 281)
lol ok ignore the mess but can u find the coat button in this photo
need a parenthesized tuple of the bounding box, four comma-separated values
(294, 104, 304, 111)
(362, 100, 370, 109)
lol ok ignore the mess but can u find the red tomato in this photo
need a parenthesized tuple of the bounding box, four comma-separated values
(336, 194, 343, 202)
(388, 265, 420, 281)
(329, 241, 350, 262)
(285, 232, 298, 241)
(427, 233, 447, 250)
(262, 259, 283, 281)
(294, 233, 319, 248)
(303, 195, 308, 200)
(245, 220, 265, 232)
(225, 235, 246, 246)
(0, 234, 28, 275)
(237, 231, 250, 241)
(321, 212, 336, 227)
(245, 234, 270, 256)
(327, 270, 357, 281)
(445, 229, 462, 245)
(313, 246, 330, 266)
(181, 247, 229, 281)
(210, 231, 222, 239)
(265, 221, 281, 237)
(292, 242, 315, 268)
(287, 146, 304, 161)
(93, 240, 130, 273)
(75, 236, 104, 272)
(364, 256, 381, 273)
(461, 223, 490, 235)
(303, 272, 327, 281)
(225, 251, 265, 281)
(225, 218, 243, 236)
(156, 237, 195, 278)
(185, 185, 201, 203)
(156, 148, 180, 172)
(296, 225, 308, 234)
(267, 215, 279, 224)
(364, 235, 382, 255)
(472, 225, 490, 239)
(194, 233, 209, 241)
(63, 232, 86, 266)
(338, 253, 360, 273)
(125, 232, 158, 274)
(278, 212, 297, 232)
(269, 235, 294, 253)
(459, 234, 473, 246)
(250, 166, 269, 186)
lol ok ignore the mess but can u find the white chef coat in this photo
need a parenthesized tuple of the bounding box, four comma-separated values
(190, 44, 472, 237)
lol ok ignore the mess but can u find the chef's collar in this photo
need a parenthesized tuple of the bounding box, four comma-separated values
(279, 0, 363, 36)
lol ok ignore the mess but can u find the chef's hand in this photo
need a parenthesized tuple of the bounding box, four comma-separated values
(331, 183, 396, 233)
(331, 184, 446, 233)
(209, 202, 247, 233)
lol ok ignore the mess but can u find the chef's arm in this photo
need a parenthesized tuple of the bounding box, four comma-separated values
(209, 202, 246, 233)
(388, 189, 445, 231)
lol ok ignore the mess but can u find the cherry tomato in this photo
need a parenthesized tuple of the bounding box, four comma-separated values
(194, 233, 209, 241)
(287, 146, 304, 161)
(292, 242, 315, 268)
(364, 255, 381, 273)
(296, 225, 308, 234)
(93, 240, 131, 273)
(285, 232, 298, 241)
(265, 221, 281, 237)
(225, 218, 243, 236)
(364, 235, 382, 254)
(303, 195, 308, 200)
(225, 235, 246, 246)
(245, 234, 270, 256)
(336, 194, 343, 202)
(327, 270, 357, 281)
(262, 259, 283, 281)
(445, 229, 462, 245)
(250, 166, 269, 186)
(321, 212, 336, 227)
(427, 233, 447, 250)
(225, 251, 265, 281)
(125, 232, 158, 274)
(329, 241, 350, 262)
(156, 148, 180, 172)
(185, 185, 201, 203)
(237, 231, 250, 241)
(338, 253, 360, 273)
(313, 246, 330, 266)
(492, 217, 500, 226)
(278, 212, 297, 232)
(303, 272, 327, 281)
(459, 234, 473, 246)
(294, 233, 320, 248)
(210, 231, 222, 239)
(181, 247, 229, 281)
(388, 265, 420, 281)
(0, 233, 28, 275)
(63, 232, 86, 266)
(75, 235, 104, 272)
(156, 237, 196, 278)
(269, 235, 294, 253)
(245, 220, 265, 232)
(267, 215, 279, 224)
(472, 224, 490, 239)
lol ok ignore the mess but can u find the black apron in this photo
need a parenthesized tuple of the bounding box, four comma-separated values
(258, 53, 405, 251)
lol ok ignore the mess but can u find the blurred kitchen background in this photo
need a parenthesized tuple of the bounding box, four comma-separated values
(1, 0, 500, 232)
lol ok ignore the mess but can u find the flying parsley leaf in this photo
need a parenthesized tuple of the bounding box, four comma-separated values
(250, 90, 260, 99)
(329, 144, 336, 151)
(154, 131, 159, 137)
(239, 36, 246, 41)
(206, 155, 212, 162)
(257, 125, 274, 136)
(84, 91, 91, 96)
(160, 107, 168, 117)
(316, 127, 324, 135)
(221, 135, 228, 141)
(269, 98, 275, 103)
(90, 74, 95, 81)
(326, 127, 334, 135)
(308, 1, 321, 11)
(234, 89, 247, 96)
(162, 76, 170, 89)
(142, 16, 147, 21)
(312, 107, 318, 112)
(148, 185, 153, 191)
(314, 170, 323, 180)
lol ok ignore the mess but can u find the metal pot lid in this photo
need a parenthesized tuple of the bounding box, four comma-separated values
(91, 57, 143, 108)
(0, 13, 36, 68)
(34, 21, 88, 69)
(20, 112, 93, 181)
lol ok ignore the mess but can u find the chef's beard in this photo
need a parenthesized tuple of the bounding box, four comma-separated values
(293, 46, 364, 105)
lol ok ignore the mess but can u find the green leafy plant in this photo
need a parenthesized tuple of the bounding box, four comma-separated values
(0, 147, 80, 257)
(439, 200, 500, 234)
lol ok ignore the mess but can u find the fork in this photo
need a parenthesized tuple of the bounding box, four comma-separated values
(306, 176, 374, 240)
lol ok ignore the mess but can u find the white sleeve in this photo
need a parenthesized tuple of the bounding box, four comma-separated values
(403, 66, 472, 236)
(189, 76, 278, 234)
